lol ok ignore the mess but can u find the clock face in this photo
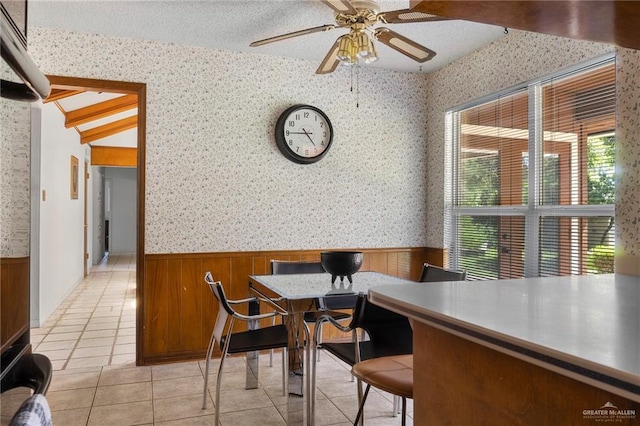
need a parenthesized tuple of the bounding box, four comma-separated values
(275, 105, 333, 164)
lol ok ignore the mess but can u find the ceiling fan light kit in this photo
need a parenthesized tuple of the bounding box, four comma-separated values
(336, 28, 378, 65)
(249, 0, 448, 74)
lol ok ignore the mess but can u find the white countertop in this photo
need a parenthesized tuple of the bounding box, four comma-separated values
(368, 273, 640, 402)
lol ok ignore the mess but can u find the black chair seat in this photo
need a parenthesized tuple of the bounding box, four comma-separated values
(222, 324, 288, 354)
(304, 310, 350, 323)
(321, 294, 359, 310)
(319, 341, 373, 366)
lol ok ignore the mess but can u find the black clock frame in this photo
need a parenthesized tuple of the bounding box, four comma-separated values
(274, 104, 333, 164)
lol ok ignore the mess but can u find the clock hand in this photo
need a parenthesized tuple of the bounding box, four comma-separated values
(302, 128, 315, 145)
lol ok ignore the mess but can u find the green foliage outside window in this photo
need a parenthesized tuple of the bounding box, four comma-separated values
(586, 244, 615, 273)
(588, 134, 615, 205)
(458, 134, 616, 277)
(460, 154, 498, 206)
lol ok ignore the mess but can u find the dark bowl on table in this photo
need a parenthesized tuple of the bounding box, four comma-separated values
(320, 251, 364, 284)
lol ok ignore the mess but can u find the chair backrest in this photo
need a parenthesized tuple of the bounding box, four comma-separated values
(419, 263, 467, 282)
(270, 260, 325, 275)
(204, 272, 233, 343)
(350, 293, 413, 358)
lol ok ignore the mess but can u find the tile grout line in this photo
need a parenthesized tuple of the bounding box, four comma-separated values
(65, 271, 113, 371)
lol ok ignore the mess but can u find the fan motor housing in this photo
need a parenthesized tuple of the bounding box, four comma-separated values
(334, 0, 380, 26)
(350, 0, 380, 14)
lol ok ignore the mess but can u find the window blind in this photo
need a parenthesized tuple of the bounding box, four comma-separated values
(455, 90, 529, 280)
(539, 63, 616, 276)
(451, 59, 616, 280)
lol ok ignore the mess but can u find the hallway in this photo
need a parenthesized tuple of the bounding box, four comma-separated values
(32, 253, 137, 371)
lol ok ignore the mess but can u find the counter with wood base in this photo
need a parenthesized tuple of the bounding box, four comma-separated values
(369, 274, 639, 424)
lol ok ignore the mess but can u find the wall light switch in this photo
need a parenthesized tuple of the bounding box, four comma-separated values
(42, 190, 46, 201)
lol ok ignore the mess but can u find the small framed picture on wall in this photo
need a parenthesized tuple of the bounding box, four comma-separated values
(70, 155, 79, 199)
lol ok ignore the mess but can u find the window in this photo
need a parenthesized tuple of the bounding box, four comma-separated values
(448, 58, 615, 280)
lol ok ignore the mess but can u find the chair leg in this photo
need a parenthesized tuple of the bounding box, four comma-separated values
(350, 329, 357, 382)
(401, 397, 407, 426)
(202, 332, 217, 410)
(270, 316, 275, 367)
(355, 378, 366, 426)
(393, 395, 400, 416)
(316, 322, 322, 362)
(353, 384, 371, 426)
(214, 351, 227, 426)
(282, 347, 288, 396)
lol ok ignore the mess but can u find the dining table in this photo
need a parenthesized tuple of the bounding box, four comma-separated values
(248, 271, 417, 426)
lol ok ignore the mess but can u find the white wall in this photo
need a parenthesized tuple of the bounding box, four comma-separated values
(92, 166, 105, 263)
(104, 167, 136, 253)
(32, 102, 92, 325)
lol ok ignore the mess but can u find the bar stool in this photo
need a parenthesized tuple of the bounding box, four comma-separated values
(351, 354, 413, 426)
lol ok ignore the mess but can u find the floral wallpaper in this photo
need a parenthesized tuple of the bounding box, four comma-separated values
(29, 28, 431, 253)
(615, 47, 640, 274)
(22, 27, 640, 273)
(1, 63, 31, 257)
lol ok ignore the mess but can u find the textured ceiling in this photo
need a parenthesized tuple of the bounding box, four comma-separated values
(29, 0, 506, 74)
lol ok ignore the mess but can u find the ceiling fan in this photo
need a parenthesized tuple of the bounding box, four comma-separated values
(250, 0, 449, 74)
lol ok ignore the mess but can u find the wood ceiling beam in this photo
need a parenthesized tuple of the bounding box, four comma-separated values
(91, 146, 137, 167)
(410, 1, 640, 51)
(43, 89, 84, 103)
(64, 94, 138, 128)
(80, 115, 138, 144)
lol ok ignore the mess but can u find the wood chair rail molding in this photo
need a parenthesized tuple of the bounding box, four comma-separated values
(0, 257, 30, 354)
(141, 247, 443, 365)
(410, 1, 640, 50)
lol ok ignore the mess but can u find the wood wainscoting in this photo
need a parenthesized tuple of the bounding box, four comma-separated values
(140, 247, 443, 365)
(0, 257, 30, 354)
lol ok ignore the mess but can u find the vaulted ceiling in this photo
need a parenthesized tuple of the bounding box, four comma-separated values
(43, 88, 138, 167)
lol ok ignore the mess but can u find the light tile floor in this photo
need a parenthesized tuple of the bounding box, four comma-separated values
(2, 253, 413, 425)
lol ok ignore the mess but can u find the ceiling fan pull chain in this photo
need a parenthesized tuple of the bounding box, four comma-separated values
(356, 65, 360, 108)
(350, 65, 354, 93)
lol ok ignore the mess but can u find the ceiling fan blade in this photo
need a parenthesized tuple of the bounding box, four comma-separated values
(373, 28, 436, 63)
(379, 9, 449, 24)
(316, 40, 341, 74)
(321, 0, 357, 14)
(250, 24, 337, 47)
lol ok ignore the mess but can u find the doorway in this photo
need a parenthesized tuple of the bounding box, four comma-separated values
(45, 75, 145, 365)
(84, 159, 89, 277)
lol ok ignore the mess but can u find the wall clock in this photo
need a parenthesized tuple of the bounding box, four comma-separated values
(275, 104, 333, 164)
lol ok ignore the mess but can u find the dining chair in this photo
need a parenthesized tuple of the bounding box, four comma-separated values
(310, 292, 413, 424)
(202, 272, 288, 426)
(419, 262, 467, 282)
(270, 260, 353, 362)
(345, 264, 467, 424)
